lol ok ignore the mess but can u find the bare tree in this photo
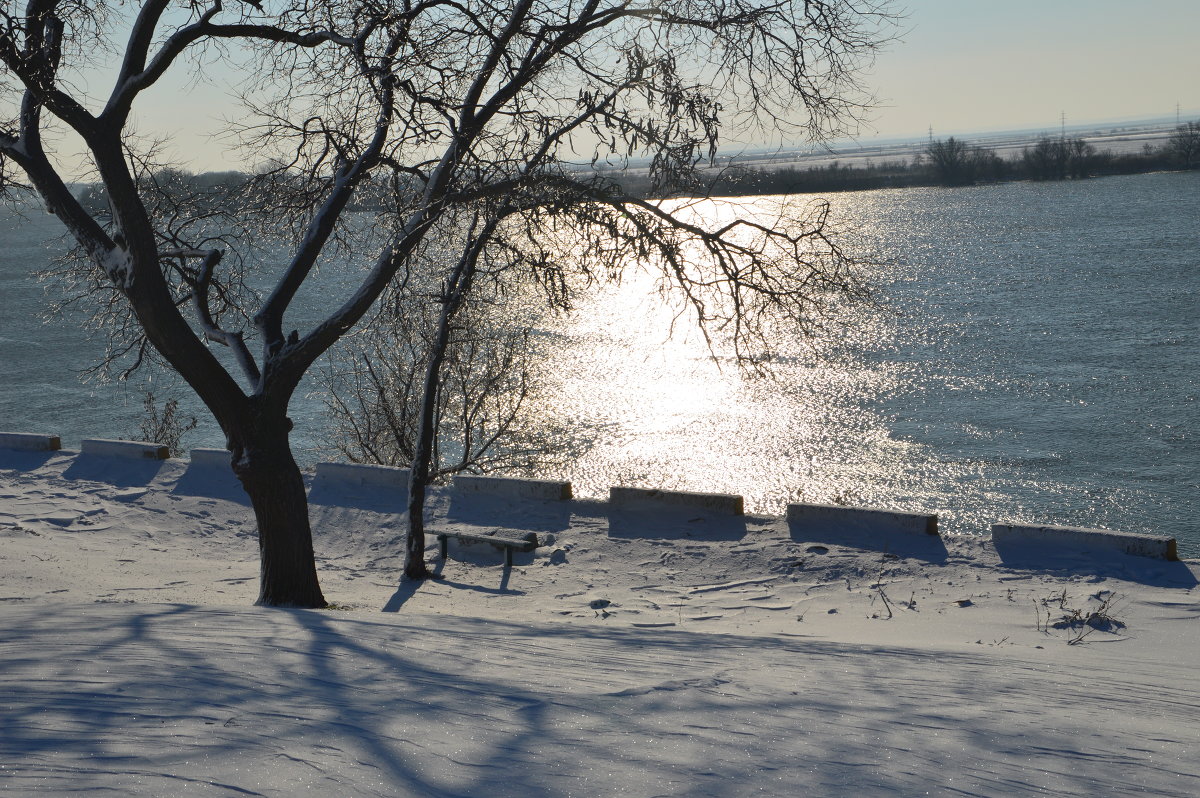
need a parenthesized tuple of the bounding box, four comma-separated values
(1021, 136, 1095, 181)
(923, 137, 1004, 186)
(323, 270, 576, 478)
(1167, 121, 1200, 170)
(1, 0, 894, 604)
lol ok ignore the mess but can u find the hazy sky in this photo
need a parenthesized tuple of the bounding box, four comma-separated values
(860, 0, 1200, 142)
(125, 0, 1200, 170)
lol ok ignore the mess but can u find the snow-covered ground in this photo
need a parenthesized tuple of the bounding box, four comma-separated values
(2, 447, 1199, 796)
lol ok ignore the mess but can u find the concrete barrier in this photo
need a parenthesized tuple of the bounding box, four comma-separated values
(313, 461, 409, 491)
(188, 448, 232, 468)
(0, 432, 61, 451)
(787, 503, 939, 536)
(609, 486, 744, 516)
(454, 474, 572, 501)
(80, 438, 169, 460)
(991, 523, 1178, 561)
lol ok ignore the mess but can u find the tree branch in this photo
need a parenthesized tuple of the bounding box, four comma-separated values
(105, 11, 357, 123)
(253, 30, 404, 360)
(187, 248, 263, 386)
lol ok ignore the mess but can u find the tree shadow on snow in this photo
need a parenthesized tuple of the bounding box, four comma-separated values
(0, 603, 1176, 798)
(381, 578, 424, 612)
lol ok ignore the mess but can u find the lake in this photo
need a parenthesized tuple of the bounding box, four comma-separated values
(2, 171, 1197, 553)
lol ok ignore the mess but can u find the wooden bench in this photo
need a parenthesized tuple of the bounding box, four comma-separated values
(434, 529, 539, 568)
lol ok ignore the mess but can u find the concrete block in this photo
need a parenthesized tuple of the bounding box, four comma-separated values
(454, 474, 572, 501)
(313, 461, 410, 491)
(609, 486, 744, 516)
(991, 523, 1178, 561)
(188, 448, 232, 468)
(0, 432, 61, 451)
(80, 438, 169, 460)
(787, 503, 938, 536)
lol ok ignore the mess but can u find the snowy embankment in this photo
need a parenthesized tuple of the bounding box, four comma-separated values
(2, 448, 1199, 796)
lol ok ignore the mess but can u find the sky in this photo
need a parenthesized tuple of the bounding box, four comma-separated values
(858, 0, 1200, 142)
(100, 0, 1200, 170)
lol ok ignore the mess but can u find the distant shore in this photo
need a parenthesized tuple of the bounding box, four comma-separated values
(602, 120, 1200, 197)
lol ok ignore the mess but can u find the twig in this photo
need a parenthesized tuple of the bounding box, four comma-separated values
(877, 587, 894, 619)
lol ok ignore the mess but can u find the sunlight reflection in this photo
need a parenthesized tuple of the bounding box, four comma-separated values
(526, 234, 907, 517)
(510, 178, 1199, 550)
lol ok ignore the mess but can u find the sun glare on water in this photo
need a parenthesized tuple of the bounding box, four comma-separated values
(524, 194, 912, 517)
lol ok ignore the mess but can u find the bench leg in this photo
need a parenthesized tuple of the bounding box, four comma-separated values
(504, 547, 513, 568)
(438, 535, 448, 560)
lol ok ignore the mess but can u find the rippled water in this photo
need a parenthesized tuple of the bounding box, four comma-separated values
(529, 172, 1200, 552)
(2, 172, 1197, 552)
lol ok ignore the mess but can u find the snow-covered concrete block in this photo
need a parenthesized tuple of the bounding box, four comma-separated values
(787, 503, 939, 536)
(609, 486, 744, 516)
(991, 523, 1178, 561)
(80, 438, 169, 460)
(188, 448, 232, 468)
(313, 461, 409, 491)
(0, 432, 61, 451)
(454, 474, 572, 501)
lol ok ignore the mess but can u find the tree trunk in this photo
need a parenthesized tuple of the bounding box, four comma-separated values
(403, 340, 447, 580)
(404, 478, 433, 579)
(231, 415, 327, 608)
(404, 253, 478, 579)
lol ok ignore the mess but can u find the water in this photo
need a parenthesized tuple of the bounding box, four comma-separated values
(0, 212, 160, 445)
(1, 172, 1197, 553)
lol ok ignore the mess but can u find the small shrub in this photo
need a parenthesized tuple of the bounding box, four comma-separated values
(1035, 590, 1127, 645)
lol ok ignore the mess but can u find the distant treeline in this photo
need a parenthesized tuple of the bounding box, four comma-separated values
(74, 122, 1200, 212)
(621, 120, 1200, 197)
(75, 169, 393, 216)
